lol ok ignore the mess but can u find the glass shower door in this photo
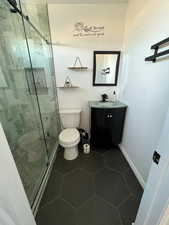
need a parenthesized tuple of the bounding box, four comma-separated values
(0, 0, 48, 205)
(20, 1, 61, 159)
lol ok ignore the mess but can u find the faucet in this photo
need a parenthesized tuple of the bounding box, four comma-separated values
(101, 94, 108, 102)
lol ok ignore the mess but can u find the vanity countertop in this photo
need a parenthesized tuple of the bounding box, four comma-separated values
(89, 101, 127, 109)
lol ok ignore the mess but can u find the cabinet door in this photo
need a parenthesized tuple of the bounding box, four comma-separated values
(104, 109, 114, 146)
(105, 108, 127, 144)
(90, 107, 127, 148)
(91, 108, 106, 147)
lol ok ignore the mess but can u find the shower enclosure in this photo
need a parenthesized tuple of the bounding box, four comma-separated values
(0, 0, 60, 208)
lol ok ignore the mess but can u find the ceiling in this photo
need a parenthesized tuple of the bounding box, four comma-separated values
(47, 0, 128, 4)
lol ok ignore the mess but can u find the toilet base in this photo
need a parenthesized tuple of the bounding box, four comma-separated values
(64, 145, 79, 160)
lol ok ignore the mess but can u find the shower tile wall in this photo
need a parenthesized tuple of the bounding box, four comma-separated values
(0, 0, 60, 205)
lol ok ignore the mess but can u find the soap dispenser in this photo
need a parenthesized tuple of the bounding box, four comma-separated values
(112, 91, 117, 102)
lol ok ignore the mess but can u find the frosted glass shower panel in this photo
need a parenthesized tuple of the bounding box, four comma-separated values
(0, 0, 48, 205)
(21, 4, 61, 158)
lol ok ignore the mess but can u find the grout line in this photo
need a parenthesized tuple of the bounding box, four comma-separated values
(94, 167, 105, 176)
(61, 197, 76, 209)
(76, 195, 94, 210)
(95, 194, 117, 209)
(122, 170, 143, 198)
(93, 172, 96, 198)
(81, 166, 104, 177)
(52, 168, 63, 176)
(121, 172, 133, 195)
(117, 207, 125, 225)
(39, 196, 60, 210)
(117, 193, 132, 208)
(104, 163, 125, 176)
(59, 172, 63, 198)
(102, 152, 127, 176)
(63, 167, 80, 177)
(39, 173, 64, 210)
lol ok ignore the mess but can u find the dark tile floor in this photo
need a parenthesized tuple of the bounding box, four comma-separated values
(36, 147, 143, 225)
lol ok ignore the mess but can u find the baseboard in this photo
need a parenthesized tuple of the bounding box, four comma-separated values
(120, 144, 145, 189)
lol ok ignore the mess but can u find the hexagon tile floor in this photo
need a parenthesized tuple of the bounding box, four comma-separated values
(36, 147, 143, 225)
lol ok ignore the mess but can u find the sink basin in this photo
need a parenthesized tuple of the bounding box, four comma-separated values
(89, 101, 127, 109)
(96, 101, 117, 106)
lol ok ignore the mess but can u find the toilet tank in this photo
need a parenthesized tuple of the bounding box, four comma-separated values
(60, 109, 81, 128)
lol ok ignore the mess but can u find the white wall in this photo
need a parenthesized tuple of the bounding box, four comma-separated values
(120, 0, 169, 184)
(0, 123, 36, 225)
(48, 3, 127, 131)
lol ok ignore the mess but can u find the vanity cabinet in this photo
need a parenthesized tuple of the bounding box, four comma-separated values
(89, 101, 127, 148)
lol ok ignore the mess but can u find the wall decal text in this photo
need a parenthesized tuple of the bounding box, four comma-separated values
(73, 22, 104, 37)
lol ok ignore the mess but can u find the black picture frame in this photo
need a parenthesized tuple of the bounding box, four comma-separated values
(93, 51, 121, 86)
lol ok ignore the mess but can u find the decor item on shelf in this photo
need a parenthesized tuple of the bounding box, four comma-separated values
(59, 76, 79, 89)
(68, 57, 88, 70)
(93, 51, 121, 86)
(145, 37, 169, 62)
(64, 76, 72, 87)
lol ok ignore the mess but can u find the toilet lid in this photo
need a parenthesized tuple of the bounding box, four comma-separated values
(59, 128, 80, 144)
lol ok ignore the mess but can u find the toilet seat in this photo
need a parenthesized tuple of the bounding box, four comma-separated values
(59, 128, 80, 147)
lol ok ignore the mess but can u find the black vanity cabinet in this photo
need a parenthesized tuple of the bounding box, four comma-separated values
(89, 102, 127, 148)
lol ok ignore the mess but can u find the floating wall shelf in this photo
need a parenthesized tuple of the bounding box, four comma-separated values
(68, 57, 88, 70)
(58, 86, 79, 89)
(68, 66, 88, 70)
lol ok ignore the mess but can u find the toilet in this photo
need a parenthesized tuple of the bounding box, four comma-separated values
(59, 109, 81, 160)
